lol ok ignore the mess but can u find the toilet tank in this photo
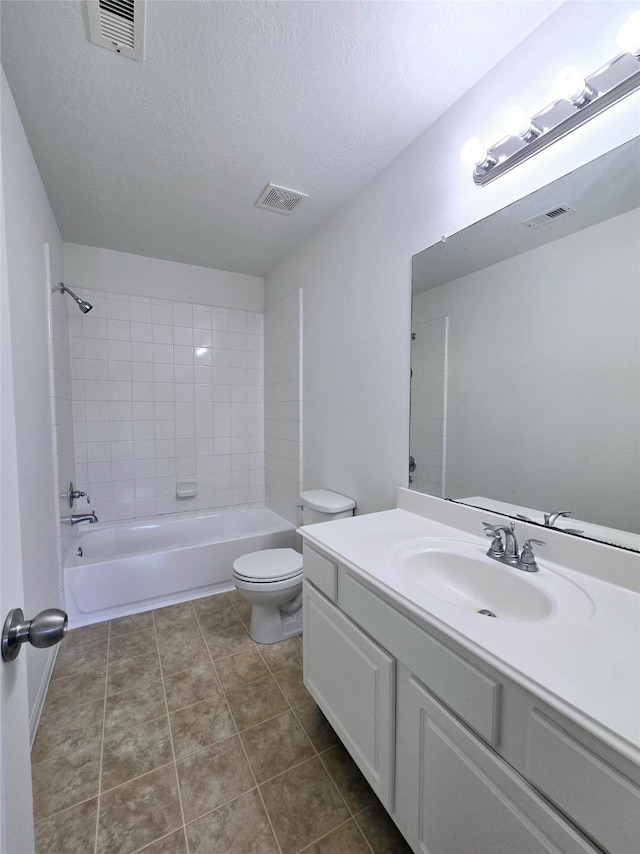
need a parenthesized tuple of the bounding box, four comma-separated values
(300, 489, 356, 525)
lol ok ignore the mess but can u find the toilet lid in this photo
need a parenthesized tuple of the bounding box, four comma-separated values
(233, 548, 303, 582)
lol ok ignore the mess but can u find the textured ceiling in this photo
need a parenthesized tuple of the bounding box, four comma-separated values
(1, 1, 562, 277)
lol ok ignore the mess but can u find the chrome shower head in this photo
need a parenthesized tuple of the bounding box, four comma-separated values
(53, 283, 93, 314)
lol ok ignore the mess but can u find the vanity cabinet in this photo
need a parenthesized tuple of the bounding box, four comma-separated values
(301, 542, 639, 854)
(397, 669, 597, 854)
(302, 579, 395, 808)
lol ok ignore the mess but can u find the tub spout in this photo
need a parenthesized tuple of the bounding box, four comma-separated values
(71, 511, 99, 525)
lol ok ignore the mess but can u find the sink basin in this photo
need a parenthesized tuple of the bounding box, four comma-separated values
(388, 538, 594, 626)
(403, 549, 552, 621)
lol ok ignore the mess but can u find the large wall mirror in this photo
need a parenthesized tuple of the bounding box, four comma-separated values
(410, 137, 639, 551)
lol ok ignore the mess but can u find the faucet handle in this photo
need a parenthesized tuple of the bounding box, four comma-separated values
(520, 538, 545, 571)
(483, 523, 504, 556)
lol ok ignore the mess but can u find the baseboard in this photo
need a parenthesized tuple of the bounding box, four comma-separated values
(29, 644, 58, 746)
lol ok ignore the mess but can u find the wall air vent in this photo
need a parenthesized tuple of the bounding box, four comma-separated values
(87, 0, 146, 62)
(256, 184, 309, 215)
(522, 204, 576, 230)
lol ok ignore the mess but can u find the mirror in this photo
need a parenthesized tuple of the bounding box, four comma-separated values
(410, 138, 640, 551)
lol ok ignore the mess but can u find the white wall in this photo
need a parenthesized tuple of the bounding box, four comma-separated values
(64, 243, 264, 311)
(413, 208, 640, 533)
(265, 2, 640, 515)
(264, 290, 303, 525)
(1, 69, 64, 720)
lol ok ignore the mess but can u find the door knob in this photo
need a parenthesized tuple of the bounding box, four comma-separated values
(1, 608, 68, 662)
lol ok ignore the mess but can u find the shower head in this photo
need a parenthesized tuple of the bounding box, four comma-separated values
(53, 283, 93, 314)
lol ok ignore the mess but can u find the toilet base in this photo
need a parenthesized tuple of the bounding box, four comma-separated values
(249, 603, 302, 644)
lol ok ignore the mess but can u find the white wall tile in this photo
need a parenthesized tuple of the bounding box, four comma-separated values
(72, 288, 265, 523)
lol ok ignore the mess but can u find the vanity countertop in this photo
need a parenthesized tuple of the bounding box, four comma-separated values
(299, 495, 640, 765)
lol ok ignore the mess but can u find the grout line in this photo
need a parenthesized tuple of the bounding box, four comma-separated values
(196, 600, 285, 854)
(93, 619, 111, 854)
(153, 607, 190, 854)
(294, 816, 373, 854)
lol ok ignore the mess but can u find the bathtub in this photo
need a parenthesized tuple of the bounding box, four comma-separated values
(64, 506, 296, 628)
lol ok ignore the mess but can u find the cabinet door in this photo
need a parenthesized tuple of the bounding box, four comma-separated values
(402, 673, 599, 854)
(303, 581, 395, 809)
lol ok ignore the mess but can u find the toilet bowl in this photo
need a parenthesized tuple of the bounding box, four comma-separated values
(232, 548, 303, 644)
(232, 489, 355, 644)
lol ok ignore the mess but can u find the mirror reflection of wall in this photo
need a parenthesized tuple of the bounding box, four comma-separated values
(411, 139, 640, 551)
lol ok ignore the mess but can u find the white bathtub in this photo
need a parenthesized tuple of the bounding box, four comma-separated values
(64, 506, 296, 628)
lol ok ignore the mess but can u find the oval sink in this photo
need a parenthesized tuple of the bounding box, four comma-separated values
(403, 550, 553, 621)
(389, 538, 594, 626)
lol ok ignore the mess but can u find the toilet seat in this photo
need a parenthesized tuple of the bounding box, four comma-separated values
(232, 548, 303, 583)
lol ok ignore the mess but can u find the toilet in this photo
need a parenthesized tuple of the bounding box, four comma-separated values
(232, 489, 355, 643)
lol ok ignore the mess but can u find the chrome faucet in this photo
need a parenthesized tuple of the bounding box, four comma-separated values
(544, 509, 584, 535)
(544, 510, 571, 527)
(482, 522, 545, 573)
(70, 511, 99, 525)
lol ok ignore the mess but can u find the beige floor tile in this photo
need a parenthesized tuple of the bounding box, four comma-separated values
(157, 636, 212, 677)
(104, 679, 166, 738)
(226, 674, 289, 731)
(31, 740, 101, 821)
(40, 665, 106, 719)
(32, 697, 105, 764)
(259, 636, 302, 673)
(134, 828, 188, 853)
(186, 789, 279, 854)
(260, 756, 350, 854)
(191, 592, 231, 617)
(176, 735, 254, 823)
(108, 650, 162, 695)
(101, 716, 173, 791)
(215, 647, 269, 691)
(320, 743, 376, 814)
(196, 604, 243, 635)
(273, 660, 311, 708)
(153, 601, 196, 632)
(240, 710, 315, 784)
(110, 610, 155, 638)
(232, 598, 253, 623)
(354, 802, 413, 853)
(109, 628, 158, 662)
(301, 819, 372, 853)
(163, 661, 221, 711)
(169, 694, 236, 757)
(293, 701, 339, 753)
(205, 624, 256, 660)
(97, 764, 182, 854)
(53, 639, 108, 680)
(62, 622, 109, 651)
(34, 797, 98, 854)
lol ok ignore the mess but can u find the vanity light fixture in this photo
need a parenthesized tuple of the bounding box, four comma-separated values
(464, 11, 640, 185)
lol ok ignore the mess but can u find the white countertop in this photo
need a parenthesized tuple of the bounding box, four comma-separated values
(299, 494, 640, 765)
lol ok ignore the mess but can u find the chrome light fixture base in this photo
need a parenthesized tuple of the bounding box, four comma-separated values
(473, 52, 640, 186)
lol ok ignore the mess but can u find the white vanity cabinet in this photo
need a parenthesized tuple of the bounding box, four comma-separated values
(301, 542, 639, 854)
(396, 669, 598, 854)
(302, 579, 395, 809)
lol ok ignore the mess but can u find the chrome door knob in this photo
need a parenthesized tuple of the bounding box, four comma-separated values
(1, 608, 68, 662)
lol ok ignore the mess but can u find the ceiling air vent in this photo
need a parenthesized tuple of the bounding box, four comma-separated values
(86, 0, 146, 62)
(522, 204, 576, 230)
(256, 184, 309, 215)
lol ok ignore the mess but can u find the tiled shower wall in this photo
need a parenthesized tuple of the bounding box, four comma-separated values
(264, 290, 302, 525)
(69, 289, 264, 523)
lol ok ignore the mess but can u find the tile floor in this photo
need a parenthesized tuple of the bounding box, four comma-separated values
(31, 590, 412, 854)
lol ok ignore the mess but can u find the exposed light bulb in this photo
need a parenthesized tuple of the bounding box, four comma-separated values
(460, 138, 493, 168)
(552, 66, 595, 107)
(503, 106, 542, 142)
(617, 10, 640, 57)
